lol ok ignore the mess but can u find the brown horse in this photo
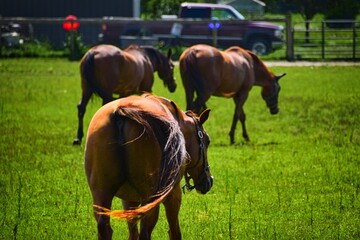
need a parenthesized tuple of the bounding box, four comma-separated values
(179, 44, 286, 144)
(85, 93, 213, 239)
(73, 44, 177, 145)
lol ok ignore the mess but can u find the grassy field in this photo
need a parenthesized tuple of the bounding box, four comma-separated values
(0, 58, 359, 239)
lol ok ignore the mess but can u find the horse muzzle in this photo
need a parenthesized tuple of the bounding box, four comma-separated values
(168, 82, 177, 93)
(269, 106, 279, 115)
(266, 98, 279, 115)
(196, 175, 213, 194)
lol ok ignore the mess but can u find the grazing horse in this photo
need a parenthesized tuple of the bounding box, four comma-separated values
(179, 44, 286, 144)
(73, 44, 177, 145)
(85, 93, 213, 239)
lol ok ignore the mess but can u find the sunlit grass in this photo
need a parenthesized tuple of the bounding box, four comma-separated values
(0, 59, 359, 239)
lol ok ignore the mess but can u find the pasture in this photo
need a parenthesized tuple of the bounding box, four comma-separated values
(0, 58, 359, 239)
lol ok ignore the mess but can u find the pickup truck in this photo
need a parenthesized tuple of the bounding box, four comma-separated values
(99, 3, 284, 55)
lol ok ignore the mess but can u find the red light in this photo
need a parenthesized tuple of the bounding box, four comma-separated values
(63, 15, 80, 31)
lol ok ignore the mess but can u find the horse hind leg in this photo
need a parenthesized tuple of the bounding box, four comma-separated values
(73, 91, 93, 145)
(122, 200, 140, 240)
(139, 205, 160, 239)
(92, 193, 115, 240)
(229, 95, 250, 144)
(163, 186, 182, 240)
(101, 94, 114, 106)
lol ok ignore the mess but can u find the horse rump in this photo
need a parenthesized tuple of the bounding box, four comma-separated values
(81, 50, 112, 102)
(95, 102, 186, 222)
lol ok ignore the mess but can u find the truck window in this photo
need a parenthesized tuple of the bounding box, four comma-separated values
(212, 9, 237, 20)
(181, 7, 211, 18)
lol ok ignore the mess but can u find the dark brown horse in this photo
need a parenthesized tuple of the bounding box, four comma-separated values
(179, 44, 285, 144)
(85, 93, 213, 239)
(73, 44, 177, 145)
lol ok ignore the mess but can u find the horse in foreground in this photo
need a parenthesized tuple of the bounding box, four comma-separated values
(84, 93, 213, 239)
(179, 44, 286, 144)
(73, 44, 177, 145)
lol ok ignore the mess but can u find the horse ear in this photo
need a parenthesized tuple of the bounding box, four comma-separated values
(276, 73, 286, 81)
(167, 48, 172, 59)
(199, 109, 211, 125)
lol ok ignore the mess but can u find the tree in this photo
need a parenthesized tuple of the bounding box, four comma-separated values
(281, 0, 327, 43)
(141, 0, 182, 19)
(141, 0, 218, 19)
(325, 0, 359, 19)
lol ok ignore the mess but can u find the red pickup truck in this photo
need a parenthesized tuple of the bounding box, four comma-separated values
(99, 3, 284, 55)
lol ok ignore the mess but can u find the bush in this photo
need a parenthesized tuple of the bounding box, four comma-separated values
(325, 0, 359, 28)
(0, 40, 67, 58)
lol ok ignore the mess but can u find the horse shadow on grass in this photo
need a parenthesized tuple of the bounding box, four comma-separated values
(214, 140, 280, 148)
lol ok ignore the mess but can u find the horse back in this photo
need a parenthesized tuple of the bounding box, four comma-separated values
(82, 44, 153, 97)
(227, 46, 276, 83)
(180, 44, 253, 98)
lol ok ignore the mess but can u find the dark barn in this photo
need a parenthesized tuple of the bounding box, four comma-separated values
(0, 0, 135, 48)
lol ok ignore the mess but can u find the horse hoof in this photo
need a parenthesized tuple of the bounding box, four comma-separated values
(73, 139, 81, 145)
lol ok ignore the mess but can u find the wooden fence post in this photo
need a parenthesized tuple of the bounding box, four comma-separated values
(285, 15, 294, 61)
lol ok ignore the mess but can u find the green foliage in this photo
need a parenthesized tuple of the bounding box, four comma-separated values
(0, 59, 359, 239)
(141, 0, 183, 19)
(0, 41, 66, 58)
(325, 0, 359, 21)
(140, 0, 217, 19)
(64, 31, 87, 61)
(269, 0, 359, 21)
(0, 31, 87, 60)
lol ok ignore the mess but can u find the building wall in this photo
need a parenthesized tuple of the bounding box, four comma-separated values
(0, 0, 133, 18)
(0, 0, 134, 48)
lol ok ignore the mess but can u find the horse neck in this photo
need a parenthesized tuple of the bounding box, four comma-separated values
(144, 48, 161, 72)
(245, 50, 273, 88)
(253, 62, 275, 88)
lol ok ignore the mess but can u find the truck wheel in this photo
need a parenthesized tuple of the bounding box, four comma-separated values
(248, 39, 270, 55)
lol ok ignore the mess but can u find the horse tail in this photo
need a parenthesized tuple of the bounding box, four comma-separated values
(82, 51, 110, 101)
(96, 107, 186, 222)
(181, 49, 206, 109)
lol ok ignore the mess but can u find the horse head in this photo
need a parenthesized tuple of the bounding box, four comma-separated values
(262, 73, 286, 115)
(183, 109, 213, 194)
(142, 46, 177, 93)
(158, 48, 177, 93)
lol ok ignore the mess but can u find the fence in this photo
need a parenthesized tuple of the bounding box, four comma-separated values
(1, 16, 360, 61)
(0, 18, 102, 49)
(291, 20, 360, 60)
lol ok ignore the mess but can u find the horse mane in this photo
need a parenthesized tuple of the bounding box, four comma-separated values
(245, 49, 274, 78)
(140, 45, 166, 70)
(227, 46, 275, 80)
(97, 99, 186, 222)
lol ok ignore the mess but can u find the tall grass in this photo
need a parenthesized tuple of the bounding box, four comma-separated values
(0, 58, 359, 239)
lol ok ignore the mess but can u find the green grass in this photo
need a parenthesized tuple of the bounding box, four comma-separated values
(1, 58, 359, 239)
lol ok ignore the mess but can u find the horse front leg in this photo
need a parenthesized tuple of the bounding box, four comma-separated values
(229, 93, 249, 144)
(163, 185, 182, 240)
(139, 205, 160, 239)
(73, 91, 92, 145)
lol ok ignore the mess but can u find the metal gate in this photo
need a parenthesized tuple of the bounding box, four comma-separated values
(292, 20, 360, 60)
